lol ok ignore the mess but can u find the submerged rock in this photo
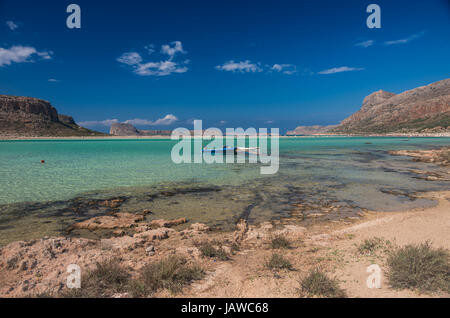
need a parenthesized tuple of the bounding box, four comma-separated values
(389, 147, 450, 167)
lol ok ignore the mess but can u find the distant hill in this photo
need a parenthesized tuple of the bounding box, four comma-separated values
(0, 95, 106, 137)
(332, 79, 450, 134)
(110, 123, 172, 136)
(286, 125, 338, 136)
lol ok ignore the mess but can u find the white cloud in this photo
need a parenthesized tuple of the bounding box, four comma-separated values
(79, 115, 179, 128)
(216, 60, 299, 74)
(0, 45, 53, 67)
(355, 40, 374, 48)
(117, 41, 188, 76)
(117, 52, 142, 65)
(384, 31, 425, 45)
(135, 60, 188, 76)
(6, 21, 19, 31)
(318, 66, 364, 75)
(48, 78, 60, 82)
(144, 44, 155, 55)
(125, 114, 178, 126)
(37, 50, 53, 60)
(161, 41, 186, 59)
(270, 64, 297, 75)
(215, 60, 262, 73)
(78, 119, 119, 127)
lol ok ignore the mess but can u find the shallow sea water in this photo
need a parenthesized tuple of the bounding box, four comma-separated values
(0, 137, 449, 245)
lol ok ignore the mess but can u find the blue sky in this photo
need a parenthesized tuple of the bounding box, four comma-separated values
(1, 0, 449, 133)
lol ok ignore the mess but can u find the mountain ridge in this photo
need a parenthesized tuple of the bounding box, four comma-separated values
(333, 79, 450, 134)
(0, 95, 105, 137)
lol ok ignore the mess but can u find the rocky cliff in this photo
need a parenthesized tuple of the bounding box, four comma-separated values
(333, 79, 450, 134)
(0, 95, 105, 137)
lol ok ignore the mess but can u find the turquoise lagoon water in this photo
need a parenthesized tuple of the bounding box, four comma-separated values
(0, 137, 449, 244)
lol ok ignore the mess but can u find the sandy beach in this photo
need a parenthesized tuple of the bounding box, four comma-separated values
(0, 190, 448, 298)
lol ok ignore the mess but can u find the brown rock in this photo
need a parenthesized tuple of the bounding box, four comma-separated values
(99, 198, 126, 209)
(113, 230, 126, 236)
(390, 148, 450, 167)
(0, 95, 105, 137)
(190, 223, 210, 232)
(110, 123, 141, 136)
(149, 218, 187, 228)
(233, 219, 248, 243)
(101, 236, 144, 251)
(134, 228, 175, 240)
(73, 213, 144, 230)
(274, 225, 307, 240)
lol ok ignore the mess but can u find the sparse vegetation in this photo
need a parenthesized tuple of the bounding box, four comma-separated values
(357, 237, 391, 256)
(270, 236, 291, 249)
(7, 256, 19, 270)
(231, 242, 240, 254)
(32, 291, 54, 298)
(266, 253, 293, 271)
(300, 268, 346, 298)
(63, 258, 130, 298)
(198, 241, 229, 261)
(387, 242, 450, 293)
(62, 256, 204, 297)
(136, 255, 204, 295)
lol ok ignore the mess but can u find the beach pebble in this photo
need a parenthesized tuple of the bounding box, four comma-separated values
(113, 230, 126, 236)
(190, 223, 210, 232)
(145, 245, 155, 256)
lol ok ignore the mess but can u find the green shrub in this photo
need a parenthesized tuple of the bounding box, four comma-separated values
(63, 258, 130, 298)
(270, 236, 291, 249)
(387, 242, 450, 293)
(300, 268, 346, 298)
(357, 237, 390, 256)
(138, 255, 204, 294)
(198, 242, 229, 261)
(266, 253, 293, 271)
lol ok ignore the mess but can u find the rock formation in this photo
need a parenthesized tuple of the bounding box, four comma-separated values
(333, 79, 450, 134)
(0, 95, 105, 137)
(110, 122, 172, 136)
(110, 123, 141, 136)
